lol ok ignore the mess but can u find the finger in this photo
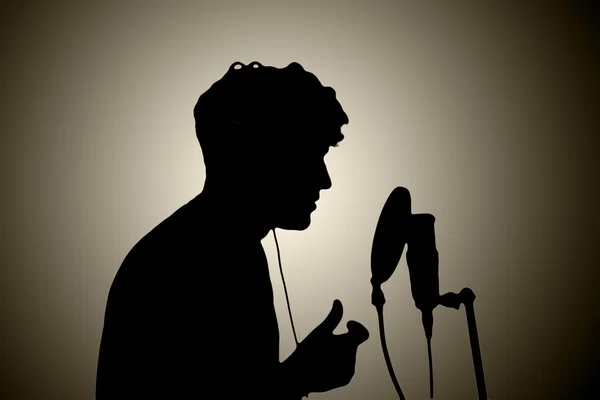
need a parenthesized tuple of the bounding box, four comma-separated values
(346, 320, 369, 345)
(316, 299, 343, 334)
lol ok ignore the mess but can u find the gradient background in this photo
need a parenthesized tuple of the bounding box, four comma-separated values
(1, 1, 599, 399)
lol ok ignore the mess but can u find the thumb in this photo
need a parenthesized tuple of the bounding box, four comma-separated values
(346, 320, 370, 345)
(316, 299, 343, 334)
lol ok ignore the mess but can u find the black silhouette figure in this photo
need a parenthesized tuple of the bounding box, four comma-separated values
(96, 61, 369, 400)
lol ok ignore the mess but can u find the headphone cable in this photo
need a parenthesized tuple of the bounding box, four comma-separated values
(272, 228, 299, 346)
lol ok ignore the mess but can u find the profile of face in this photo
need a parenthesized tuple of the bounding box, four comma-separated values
(259, 133, 335, 231)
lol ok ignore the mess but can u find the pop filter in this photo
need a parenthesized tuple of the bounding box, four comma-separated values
(370, 186, 412, 310)
(370, 187, 411, 400)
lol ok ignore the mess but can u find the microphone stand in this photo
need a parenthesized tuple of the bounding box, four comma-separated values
(373, 286, 489, 400)
(370, 187, 488, 399)
(438, 288, 488, 400)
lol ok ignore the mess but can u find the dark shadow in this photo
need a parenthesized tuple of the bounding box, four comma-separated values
(95, 61, 369, 399)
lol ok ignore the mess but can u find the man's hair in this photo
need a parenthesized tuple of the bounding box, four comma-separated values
(193, 61, 349, 169)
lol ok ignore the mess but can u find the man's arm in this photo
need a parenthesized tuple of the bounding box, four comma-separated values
(275, 358, 308, 399)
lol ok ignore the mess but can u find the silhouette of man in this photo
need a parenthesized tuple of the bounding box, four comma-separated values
(96, 61, 369, 399)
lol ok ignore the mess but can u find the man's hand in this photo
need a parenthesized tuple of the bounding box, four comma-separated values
(283, 299, 369, 396)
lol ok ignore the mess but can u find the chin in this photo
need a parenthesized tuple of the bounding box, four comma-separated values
(276, 213, 312, 231)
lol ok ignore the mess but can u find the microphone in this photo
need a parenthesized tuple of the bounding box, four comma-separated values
(370, 186, 440, 399)
(406, 213, 439, 336)
(371, 186, 488, 399)
(406, 213, 439, 399)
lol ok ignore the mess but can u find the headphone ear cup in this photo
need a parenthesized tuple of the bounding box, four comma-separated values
(252, 146, 268, 172)
(255, 140, 270, 161)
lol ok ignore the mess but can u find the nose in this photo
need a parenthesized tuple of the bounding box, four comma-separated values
(321, 165, 332, 190)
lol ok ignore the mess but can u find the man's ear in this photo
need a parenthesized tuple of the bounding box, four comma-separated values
(245, 142, 267, 175)
(254, 140, 270, 162)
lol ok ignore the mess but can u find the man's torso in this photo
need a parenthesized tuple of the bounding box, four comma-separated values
(96, 195, 280, 398)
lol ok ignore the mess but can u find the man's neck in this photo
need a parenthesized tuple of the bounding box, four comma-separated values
(194, 181, 273, 242)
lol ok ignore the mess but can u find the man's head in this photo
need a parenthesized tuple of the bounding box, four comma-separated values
(193, 61, 348, 231)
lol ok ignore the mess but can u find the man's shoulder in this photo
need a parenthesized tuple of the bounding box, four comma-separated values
(117, 198, 229, 275)
(106, 203, 212, 302)
(129, 198, 210, 250)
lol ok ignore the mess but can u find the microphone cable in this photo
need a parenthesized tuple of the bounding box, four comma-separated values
(272, 228, 299, 346)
